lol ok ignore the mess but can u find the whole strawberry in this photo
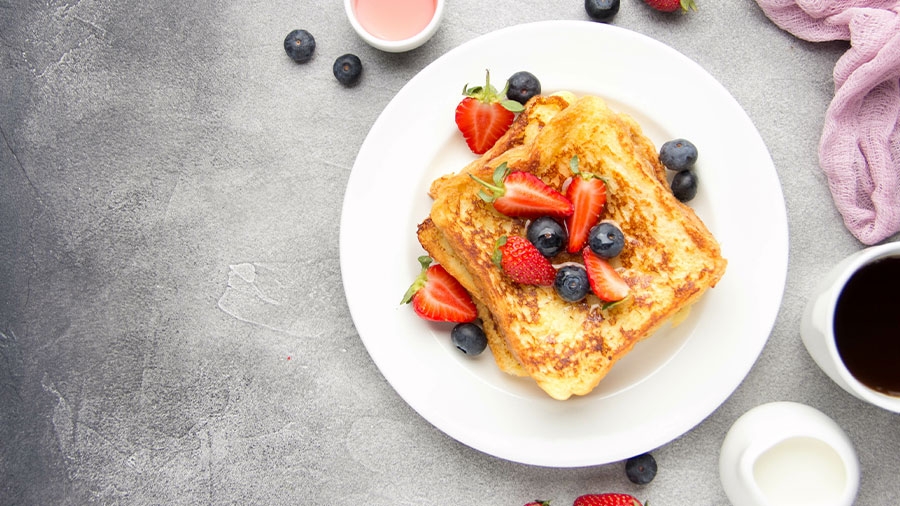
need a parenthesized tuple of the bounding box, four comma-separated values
(524, 501, 551, 506)
(644, 0, 697, 12)
(455, 70, 524, 154)
(573, 493, 644, 506)
(494, 235, 557, 286)
(401, 256, 477, 322)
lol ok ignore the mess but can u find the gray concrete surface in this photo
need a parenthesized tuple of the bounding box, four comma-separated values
(2, 0, 898, 504)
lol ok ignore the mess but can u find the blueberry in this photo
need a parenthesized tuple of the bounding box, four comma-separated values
(506, 71, 542, 105)
(585, 0, 620, 22)
(659, 138, 698, 172)
(625, 453, 658, 484)
(333, 54, 363, 87)
(588, 222, 625, 259)
(554, 265, 591, 302)
(451, 323, 487, 356)
(671, 170, 698, 202)
(283, 29, 316, 63)
(526, 217, 567, 258)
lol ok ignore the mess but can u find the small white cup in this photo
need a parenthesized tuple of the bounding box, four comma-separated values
(344, 0, 445, 53)
(719, 402, 859, 506)
(800, 241, 900, 413)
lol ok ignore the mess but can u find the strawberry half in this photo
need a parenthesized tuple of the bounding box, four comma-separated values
(471, 162, 573, 219)
(582, 247, 630, 303)
(573, 493, 644, 506)
(493, 235, 557, 286)
(455, 70, 524, 154)
(565, 156, 608, 253)
(401, 256, 477, 322)
(643, 0, 697, 12)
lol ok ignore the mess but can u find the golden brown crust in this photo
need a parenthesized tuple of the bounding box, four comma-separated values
(418, 94, 727, 400)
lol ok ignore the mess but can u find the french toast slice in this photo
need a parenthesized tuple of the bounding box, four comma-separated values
(420, 94, 727, 400)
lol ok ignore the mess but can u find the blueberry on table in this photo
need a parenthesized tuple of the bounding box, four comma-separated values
(451, 323, 487, 356)
(659, 138, 698, 172)
(585, 0, 620, 22)
(625, 452, 658, 484)
(526, 216, 567, 258)
(283, 29, 316, 63)
(671, 169, 698, 202)
(333, 53, 363, 87)
(554, 264, 591, 303)
(506, 71, 542, 105)
(588, 222, 625, 259)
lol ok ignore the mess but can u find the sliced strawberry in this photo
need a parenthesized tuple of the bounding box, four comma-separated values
(401, 256, 477, 322)
(582, 247, 630, 303)
(454, 70, 524, 154)
(493, 235, 557, 286)
(471, 162, 573, 219)
(565, 156, 608, 253)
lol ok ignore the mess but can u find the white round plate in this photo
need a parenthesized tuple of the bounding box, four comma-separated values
(339, 21, 788, 467)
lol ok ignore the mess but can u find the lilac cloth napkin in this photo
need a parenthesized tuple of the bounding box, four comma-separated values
(756, 0, 900, 245)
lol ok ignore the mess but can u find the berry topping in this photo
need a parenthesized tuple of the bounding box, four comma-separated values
(585, 0, 621, 22)
(588, 222, 625, 259)
(455, 70, 525, 154)
(671, 169, 698, 202)
(659, 138, 698, 171)
(554, 264, 591, 302)
(526, 217, 568, 258)
(582, 248, 630, 303)
(494, 235, 557, 286)
(565, 156, 608, 253)
(643, 0, 697, 12)
(471, 162, 574, 219)
(333, 53, 363, 87)
(450, 322, 488, 355)
(573, 493, 644, 506)
(625, 453, 658, 485)
(283, 29, 316, 63)
(401, 256, 477, 323)
(506, 71, 542, 105)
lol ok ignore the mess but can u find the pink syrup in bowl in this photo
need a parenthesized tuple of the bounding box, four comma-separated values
(353, 0, 437, 41)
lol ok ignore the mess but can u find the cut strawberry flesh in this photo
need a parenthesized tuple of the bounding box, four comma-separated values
(494, 171, 573, 219)
(582, 247, 629, 302)
(412, 264, 477, 322)
(566, 177, 607, 253)
(455, 98, 514, 155)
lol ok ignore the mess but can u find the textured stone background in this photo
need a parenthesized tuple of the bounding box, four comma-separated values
(2, 0, 898, 504)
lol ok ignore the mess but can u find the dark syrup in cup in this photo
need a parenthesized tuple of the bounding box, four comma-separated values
(833, 255, 900, 396)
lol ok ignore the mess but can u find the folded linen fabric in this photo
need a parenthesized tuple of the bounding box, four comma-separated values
(756, 0, 900, 245)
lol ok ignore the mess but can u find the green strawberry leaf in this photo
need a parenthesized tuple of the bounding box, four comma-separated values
(400, 256, 434, 304)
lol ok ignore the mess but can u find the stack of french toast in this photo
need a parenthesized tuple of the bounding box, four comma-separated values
(417, 93, 727, 400)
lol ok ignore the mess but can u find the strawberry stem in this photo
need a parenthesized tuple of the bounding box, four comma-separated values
(569, 154, 606, 183)
(491, 236, 508, 266)
(400, 256, 433, 304)
(469, 162, 510, 202)
(462, 70, 524, 113)
(570, 155, 581, 176)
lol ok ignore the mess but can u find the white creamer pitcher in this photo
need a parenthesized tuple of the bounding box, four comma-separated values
(719, 402, 859, 506)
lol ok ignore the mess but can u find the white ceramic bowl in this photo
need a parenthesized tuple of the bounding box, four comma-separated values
(800, 241, 900, 413)
(344, 0, 445, 53)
